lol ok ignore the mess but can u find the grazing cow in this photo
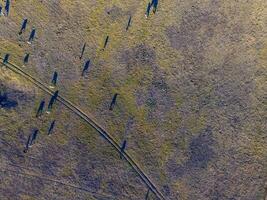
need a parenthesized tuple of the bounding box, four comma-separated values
(145, 2, 152, 17)
(19, 19, 28, 35)
(24, 134, 32, 153)
(3, 54, 9, 63)
(36, 99, 45, 117)
(51, 71, 58, 86)
(47, 90, 59, 111)
(82, 59, 90, 76)
(30, 130, 39, 146)
(24, 129, 39, 153)
(151, 0, 158, 13)
(48, 120, 56, 135)
(23, 53, 30, 64)
(109, 93, 118, 111)
(28, 28, 36, 43)
(5, 0, 10, 16)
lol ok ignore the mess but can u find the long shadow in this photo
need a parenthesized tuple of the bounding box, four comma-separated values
(0, 59, 167, 200)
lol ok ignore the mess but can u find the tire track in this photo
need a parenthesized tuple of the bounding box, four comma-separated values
(0, 59, 167, 200)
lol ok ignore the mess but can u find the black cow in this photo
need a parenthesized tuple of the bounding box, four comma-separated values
(5, 0, 10, 16)
(23, 53, 30, 64)
(36, 99, 45, 117)
(48, 120, 56, 135)
(145, 2, 152, 17)
(19, 19, 28, 35)
(82, 60, 90, 76)
(109, 93, 118, 111)
(51, 71, 58, 86)
(28, 28, 36, 43)
(47, 90, 59, 111)
(3, 54, 9, 63)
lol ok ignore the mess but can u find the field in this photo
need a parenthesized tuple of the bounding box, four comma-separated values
(0, 0, 266, 199)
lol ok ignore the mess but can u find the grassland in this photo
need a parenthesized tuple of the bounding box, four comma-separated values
(0, 0, 266, 199)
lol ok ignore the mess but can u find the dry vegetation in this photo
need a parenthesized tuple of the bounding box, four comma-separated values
(0, 0, 266, 199)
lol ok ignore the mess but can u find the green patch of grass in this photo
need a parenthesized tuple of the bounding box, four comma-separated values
(163, 110, 182, 131)
(158, 141, 173, 167)
(19, 194, 36, 200)
(186, 113, 207, 136)
(61, 165, 73, 177)
(0, 39, 24, 65)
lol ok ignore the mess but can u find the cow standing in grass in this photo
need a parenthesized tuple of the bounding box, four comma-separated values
(47, 90, 59, 112)
(109, 93, 118, 111)
(82, 60, 90, 76)
(151, 0, 158, 13)
(3, 54, 9, 63)
(19, 19, 28, 35)
(145, 2, 152, 18)
(0, 6, 3, 16)
(28, 28, 36, 43)
(48, 120, 56, 135)
(51, 71, 58, 86)
(23, 53, 30, 64)
(5, 0, 10, 16)
(36, 99, 45, 117)
(23, 130, 39, 153)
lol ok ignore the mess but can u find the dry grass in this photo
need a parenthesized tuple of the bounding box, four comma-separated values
(0, 0, 266, 199)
